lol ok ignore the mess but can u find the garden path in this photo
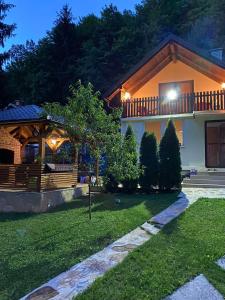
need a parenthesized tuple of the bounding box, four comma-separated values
(21, 188, 225, 300)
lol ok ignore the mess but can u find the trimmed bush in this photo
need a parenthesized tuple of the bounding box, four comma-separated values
(121, 125, 139, 193)
(104, 174, 119, 193)
(159, 120, 182, 190)
(140, 132, 159, 192)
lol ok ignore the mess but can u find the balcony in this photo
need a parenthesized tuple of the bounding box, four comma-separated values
(122, 90, 225, 118)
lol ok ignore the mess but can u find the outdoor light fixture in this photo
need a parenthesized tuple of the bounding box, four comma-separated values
(221, 82, 225, 90)
(124, 92, 131, 100)
(167, 89, 178, 101)
(51, 138, 57, 146)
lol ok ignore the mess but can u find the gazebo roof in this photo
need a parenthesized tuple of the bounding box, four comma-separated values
(0, 105, 44, 124)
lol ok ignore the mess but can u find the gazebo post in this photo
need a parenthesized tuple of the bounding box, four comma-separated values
(37, 137, 46, 192)
(39, 137, 46, 162)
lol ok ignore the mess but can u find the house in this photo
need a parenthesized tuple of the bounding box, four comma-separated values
(106, 34, 225, 173)
(0, 104, 79, 212)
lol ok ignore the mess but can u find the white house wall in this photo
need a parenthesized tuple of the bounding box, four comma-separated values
(121, 114, 225, 171)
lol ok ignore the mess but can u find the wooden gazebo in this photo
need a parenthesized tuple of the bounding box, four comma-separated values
(0, 104, 78, 192)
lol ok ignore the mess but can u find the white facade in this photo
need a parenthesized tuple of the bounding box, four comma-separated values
(121, 113, 225, 171)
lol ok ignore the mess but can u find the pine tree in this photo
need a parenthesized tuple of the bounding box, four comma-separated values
(121, 125, 139, 193)
(159, 120, 181, 190)
(140, 132, 159, 192)
(0, 0, 16, 68)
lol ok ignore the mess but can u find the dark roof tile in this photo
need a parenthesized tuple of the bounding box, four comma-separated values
(0, 105, 44, 123)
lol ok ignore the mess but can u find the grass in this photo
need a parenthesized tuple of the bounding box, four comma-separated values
(77, 198, 225, 300)
(0, 192, 177, 300)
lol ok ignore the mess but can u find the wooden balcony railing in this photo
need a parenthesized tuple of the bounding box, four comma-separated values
(122, 90, 225, 118)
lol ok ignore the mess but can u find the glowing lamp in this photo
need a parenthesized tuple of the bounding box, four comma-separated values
(51, 138, 57, 146)
(167, 89, 178, 101)
(221, 82, 225, 90)
(124, 92, 131, 100)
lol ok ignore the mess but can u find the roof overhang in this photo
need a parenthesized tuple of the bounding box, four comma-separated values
(106, 34, 225, 100)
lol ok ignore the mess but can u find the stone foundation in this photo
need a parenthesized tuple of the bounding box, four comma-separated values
(0, 185, 89, 213)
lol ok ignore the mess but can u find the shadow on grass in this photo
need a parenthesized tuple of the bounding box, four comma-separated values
(91, 191, 180, 217)
(0, 191, 179, 223)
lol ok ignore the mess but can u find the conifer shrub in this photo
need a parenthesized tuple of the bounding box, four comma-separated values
(159, 120, 182, 191)
(139, 132, 159, 192)
(121, 125, 139, 193)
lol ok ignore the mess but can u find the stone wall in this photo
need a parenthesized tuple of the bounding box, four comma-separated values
(0, 185, 89, 213)
(0, 127, 21, 164)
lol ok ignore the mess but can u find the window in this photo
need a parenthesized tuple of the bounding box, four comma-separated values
(161, 120, 183, 146)
(145, 121, 161, 142)
(146, 120, 183, 145)
(174, 120, 183, 146)
(159, 80, 194, 98)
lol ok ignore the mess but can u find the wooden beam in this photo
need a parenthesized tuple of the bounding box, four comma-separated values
(127, 56, 171, 95)
(178, 55, 223, 84)
(38, 137, 46, 163)
(169, 43, 177, 63)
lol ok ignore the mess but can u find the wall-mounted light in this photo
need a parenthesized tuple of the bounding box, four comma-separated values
(124, 92, 131, 100)
(167, 89, 178, 101)
(221, 82, 225, 90)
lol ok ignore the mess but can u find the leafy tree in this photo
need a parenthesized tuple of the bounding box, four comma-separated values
(140, 132, 159, 192)
(159, 120, 182, 190)
(44, 81, 122, 183)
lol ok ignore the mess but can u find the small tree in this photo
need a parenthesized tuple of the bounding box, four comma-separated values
(44, 81, 122, 183)
(159, 120, 182, 191)
(140, 132, 159, 192)
(120, 125, 139, 193)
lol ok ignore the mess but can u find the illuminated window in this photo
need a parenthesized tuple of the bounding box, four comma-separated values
(174, 120, 183, 146)
(145, 121, 161, 143)
(146, 120, 183, 145)
(161, 120, 183, 146)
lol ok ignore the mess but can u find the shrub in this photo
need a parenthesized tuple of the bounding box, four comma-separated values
(104, 174, 119, 193)
(159, 120, 182, 190)
(121, 125, 139, 193)
(140, 132, 159, 192)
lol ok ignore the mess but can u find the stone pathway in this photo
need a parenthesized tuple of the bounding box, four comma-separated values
(182, 187, 225, 203)
(165, 274, 224, 300)
(20, 189, 225, 300)
(217, 256, 225, 270)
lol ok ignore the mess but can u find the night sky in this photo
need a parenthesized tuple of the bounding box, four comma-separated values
(3, 0, 141, 50)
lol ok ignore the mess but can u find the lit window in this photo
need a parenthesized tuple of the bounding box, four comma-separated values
(145, 121, 161, 142)
(174, 120, 183, 146)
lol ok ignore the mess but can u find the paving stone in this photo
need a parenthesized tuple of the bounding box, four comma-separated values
(165, 274, 224, 300)
(141, 222, 160, 235)
(150, 196, 189, 226)
(216, 256, 225, 270)
(20, 227, 151, 300)
(25, 286, 59, 300)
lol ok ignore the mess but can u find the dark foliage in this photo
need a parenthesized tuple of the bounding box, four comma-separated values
(2, 1, 225, 105)
(0, 0, 16, 107)
(121, 125, 139, 193)
(104, 174, 119, 193)
(140, 132, 159, 192)
(159, 120, 182, 190)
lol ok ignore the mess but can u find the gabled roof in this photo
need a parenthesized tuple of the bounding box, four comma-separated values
(0, 105, 44, 124)
(105, 34, 225, 99)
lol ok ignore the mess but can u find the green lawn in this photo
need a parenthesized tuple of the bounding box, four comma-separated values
(77, 198, 225, 300)
(0, 192, 177, 300)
